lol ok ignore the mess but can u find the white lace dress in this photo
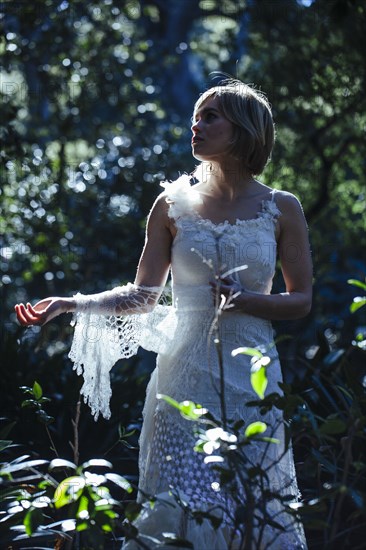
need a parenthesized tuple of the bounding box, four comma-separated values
(69, 176, 307, 549)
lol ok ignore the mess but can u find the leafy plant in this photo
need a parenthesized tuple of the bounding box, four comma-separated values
(0, 454, 133, 548)
(0, 386, 140, 549)
(348, 278, 366, 314)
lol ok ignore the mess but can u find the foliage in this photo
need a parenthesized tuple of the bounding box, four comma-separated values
(0, 383, 143, 549)
(0, 453, 131, 548)
(20, 380, 54, 425)
(288, 334, 366, 548)
(348, 278, 366, 314)
(2, 309, 365, 548)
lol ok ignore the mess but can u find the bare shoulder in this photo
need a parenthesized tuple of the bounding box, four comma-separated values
(274, 190, 306, 221)
(147, 192, 170, 223)
(146, 191, 176, 238)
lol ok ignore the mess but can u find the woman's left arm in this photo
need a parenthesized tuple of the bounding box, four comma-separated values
(219, 192, 313, 320)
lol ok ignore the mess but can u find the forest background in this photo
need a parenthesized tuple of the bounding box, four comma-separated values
(1, 0, 366, 548)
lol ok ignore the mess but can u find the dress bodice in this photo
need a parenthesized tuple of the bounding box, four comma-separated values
(163, 175, 281, 310)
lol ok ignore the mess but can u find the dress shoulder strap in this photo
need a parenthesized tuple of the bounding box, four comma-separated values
(260, 189, 281, 222)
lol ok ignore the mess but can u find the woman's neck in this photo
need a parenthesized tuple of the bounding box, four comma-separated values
(196, 160, 258, 200)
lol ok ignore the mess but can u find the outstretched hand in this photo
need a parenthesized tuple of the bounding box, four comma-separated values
(14, 298, 71, 327)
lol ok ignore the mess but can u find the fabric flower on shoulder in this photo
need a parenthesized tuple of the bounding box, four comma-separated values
(260, 198, 282, 221)
(160, 174, 203, 220)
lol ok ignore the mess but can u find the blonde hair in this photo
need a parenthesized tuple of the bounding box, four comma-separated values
(193, 79, 275, 175)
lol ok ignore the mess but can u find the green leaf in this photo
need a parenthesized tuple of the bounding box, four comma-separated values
(32, 381, 43, 400)
(231, 347, 263, 358)
(350, 297, 366, 313)
(35, 410, 54, 425)
(319, 416, 347, 435)
(54, 476, 85, 509)
(21, 399, 38, 409)
(105, 472, 133, 493)
(157, 393, 181, 411)
(118, 425, 136, 440)
(49, 458, 77, 471)
(261, 437, 280, 444)
(24, 507, 43, 536)
(250, 365, 268, 399)
(39, 397, 51, 404)
(157, 394, 203, 421)
(104, 509, 118, 519)
(179, 401, 204, 421)
(19, 386, 33, 395)
(245, 421, 267, 438)
(347, 278, 366, 291)
(76, 521, 89, 532)
(0, 440, 13, 451)
(39, 478, 56, 490)
(81, 459, 112, 470)
(10, 453, 31, 464)
(76, 494, 90, 519)
(2, 458, 48, 474)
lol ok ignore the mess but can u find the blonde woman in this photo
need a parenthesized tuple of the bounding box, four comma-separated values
(15, 79, 311, 548)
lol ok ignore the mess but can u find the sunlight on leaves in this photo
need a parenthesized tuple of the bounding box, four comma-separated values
(54, 476, 85, 509)
(231, 347, 263, 358)
(347, 278, 366, 291)
(157, 394, 207, 421)
(245, 421, 267, 438)
(250, 363, 269, 400)
(32, 381, 43, 400)
(350, 297, 366, 313)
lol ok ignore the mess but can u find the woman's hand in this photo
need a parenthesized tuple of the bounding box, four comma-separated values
(210, 275, 245, 310)
(14, 297, 75, 327)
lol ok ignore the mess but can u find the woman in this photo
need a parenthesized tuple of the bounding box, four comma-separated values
(15, 79, 312, 548)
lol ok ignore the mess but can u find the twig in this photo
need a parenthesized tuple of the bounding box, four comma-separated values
(69, 399, 81, 465)
(45, 424, 59, 458)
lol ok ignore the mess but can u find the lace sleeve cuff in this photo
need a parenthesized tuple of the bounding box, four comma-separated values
(68, 283, 172, 420)
(73, 282, 163, 315)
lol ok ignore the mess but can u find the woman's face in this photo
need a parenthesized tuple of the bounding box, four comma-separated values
(191, 96, 235, 163)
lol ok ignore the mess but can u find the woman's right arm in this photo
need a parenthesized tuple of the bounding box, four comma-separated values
(15, 193, 173, 326)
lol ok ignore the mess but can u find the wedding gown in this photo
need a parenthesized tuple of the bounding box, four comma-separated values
(69, 175, 307, 549)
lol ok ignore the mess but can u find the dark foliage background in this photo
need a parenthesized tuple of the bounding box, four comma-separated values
(1, 0, 365, 548)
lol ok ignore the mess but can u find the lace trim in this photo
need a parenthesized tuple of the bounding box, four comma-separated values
(73, 282, 163, 315)
(68, 284, 167, 420)
(161, 174, 282, 231)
